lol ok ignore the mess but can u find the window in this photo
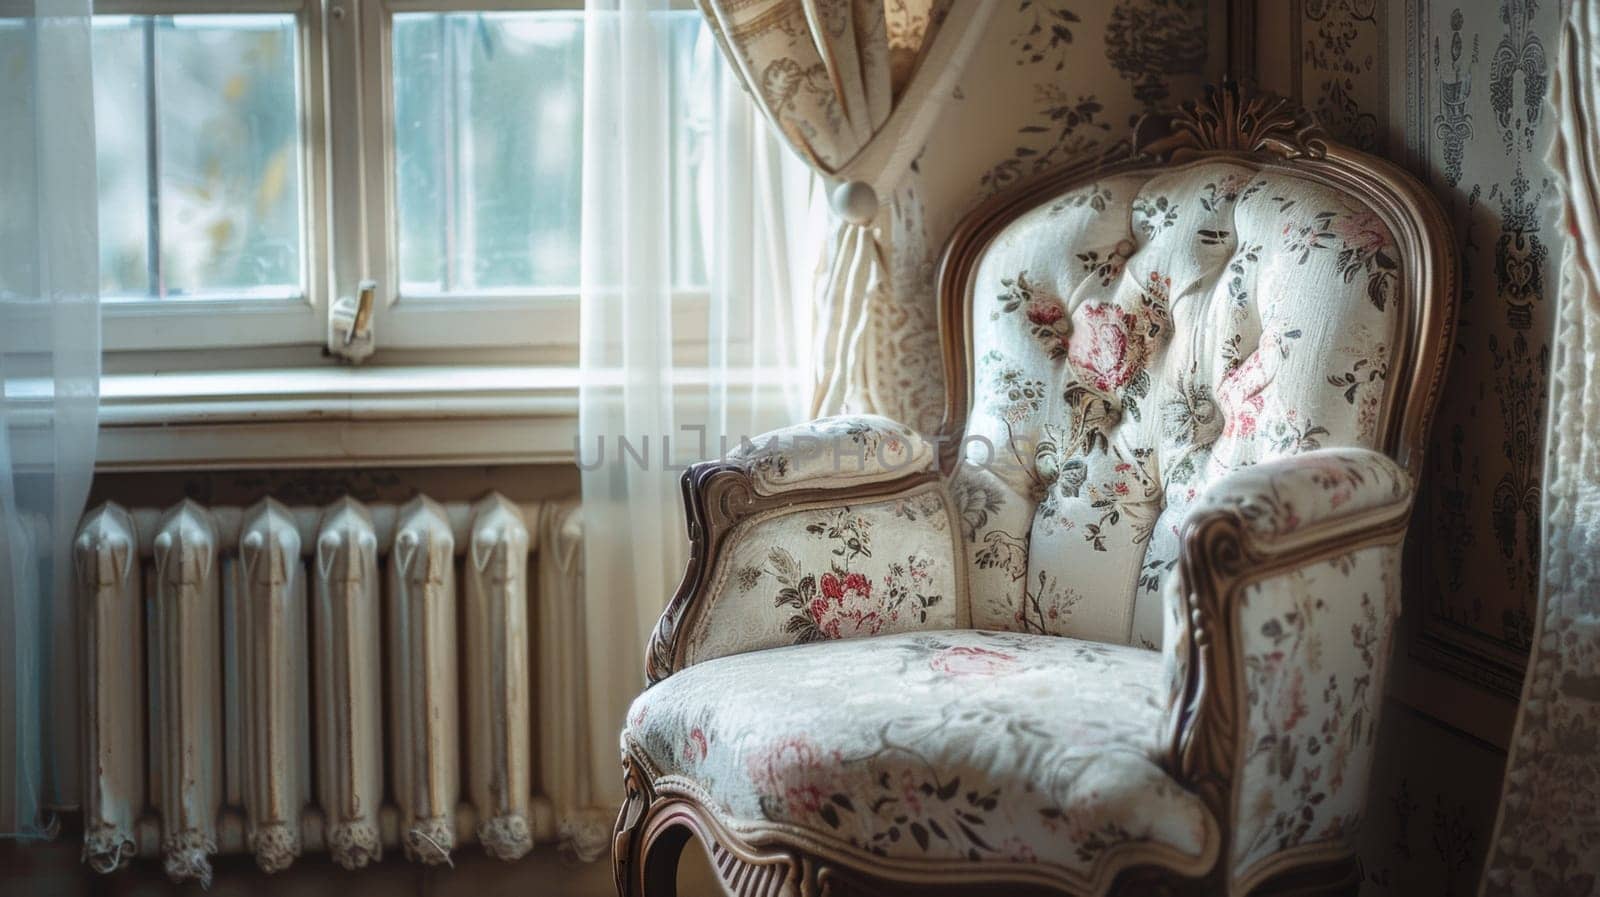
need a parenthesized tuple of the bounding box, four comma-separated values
(94, 13, 304, 303)
(92, 0, 710, 359)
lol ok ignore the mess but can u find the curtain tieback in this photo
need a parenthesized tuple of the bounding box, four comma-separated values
(829, 180, 880, 227)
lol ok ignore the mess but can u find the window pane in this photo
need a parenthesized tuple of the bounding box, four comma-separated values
(92, 14, 303, 300)
(393, 12, 584, 295)
(91, 17, 150, 297)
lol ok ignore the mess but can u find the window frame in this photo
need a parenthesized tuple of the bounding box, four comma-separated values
(97, 0, 708, 360)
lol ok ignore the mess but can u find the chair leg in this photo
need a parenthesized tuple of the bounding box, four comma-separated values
(615, 750, 698, 897)
(635, 824, 691, 897)
(615, 753, 657, 897)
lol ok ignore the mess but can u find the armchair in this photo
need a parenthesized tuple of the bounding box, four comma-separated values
(614, 85, 1456, 897)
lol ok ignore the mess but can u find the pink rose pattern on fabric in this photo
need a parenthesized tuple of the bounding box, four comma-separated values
(745, 735, 853, 827)
(811, 572, 882, 638)
(927, 645, 1020, 677)
(979, 177, 1395, 566)
(1068, 302, 1148, 393)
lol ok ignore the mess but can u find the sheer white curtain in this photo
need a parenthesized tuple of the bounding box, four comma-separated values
(0, 0, 101, 839)
(577, 0, 815, 817)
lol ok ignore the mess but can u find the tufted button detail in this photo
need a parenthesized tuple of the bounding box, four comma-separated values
(1035, 444, 1059, 485)
(1034, 437, 1090, 497)
(830, 180, 880, 225)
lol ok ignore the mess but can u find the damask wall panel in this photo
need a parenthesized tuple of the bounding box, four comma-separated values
(1404, 0, 1556, 700)
(1293, 0, 1390, 152)
(1357, 703, 1507, 896)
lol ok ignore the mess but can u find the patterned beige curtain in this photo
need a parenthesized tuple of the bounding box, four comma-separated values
(697, 0, 993, 417)
(1481, 2, 1600, 894)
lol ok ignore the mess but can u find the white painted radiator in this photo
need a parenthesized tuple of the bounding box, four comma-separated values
(73, 494, 607, 884)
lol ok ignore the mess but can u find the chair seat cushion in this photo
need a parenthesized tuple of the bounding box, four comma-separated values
(623, 630, 1217, 886)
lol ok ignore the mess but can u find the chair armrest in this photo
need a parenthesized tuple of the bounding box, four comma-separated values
(1185, 447, 1411, 550)
(644, 416, 964, 684)
(1163, 448, 1412, 890)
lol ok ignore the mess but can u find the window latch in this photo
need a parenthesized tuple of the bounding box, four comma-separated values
(328, 279, 377, 363)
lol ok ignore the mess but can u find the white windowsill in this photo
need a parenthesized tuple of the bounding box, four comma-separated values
(96, 366, 583, 471)
(93, 364, 804, 471)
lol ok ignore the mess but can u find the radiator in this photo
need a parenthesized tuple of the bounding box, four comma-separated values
(72, 494, 607, 884)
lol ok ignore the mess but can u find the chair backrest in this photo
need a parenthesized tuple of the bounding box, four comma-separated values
(936, 87, 1455, 647)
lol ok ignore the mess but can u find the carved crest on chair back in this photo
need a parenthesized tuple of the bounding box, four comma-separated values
(1134, 80, 1329, 163)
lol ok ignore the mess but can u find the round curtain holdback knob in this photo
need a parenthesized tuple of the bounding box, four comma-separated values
(830, 180, 879, 226)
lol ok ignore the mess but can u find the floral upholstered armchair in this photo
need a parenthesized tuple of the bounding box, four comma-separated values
(614, 85, 1456, 897)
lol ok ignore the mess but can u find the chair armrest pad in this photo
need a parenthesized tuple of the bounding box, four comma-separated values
(724, 414, 935, 495)
(1187, 447, 1412, 552)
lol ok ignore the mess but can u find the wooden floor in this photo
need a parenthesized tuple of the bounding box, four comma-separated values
(1, 837, 721, 896)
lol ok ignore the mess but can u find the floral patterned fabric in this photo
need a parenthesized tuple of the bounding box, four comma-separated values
(724, 414, 934, 496)
(1232, 544, 1402, 884)
(626, 630, 1216, 887)
(954, 159, 1403, 647)
(682, 482, 966, 667)
(696, 0, 951, 173)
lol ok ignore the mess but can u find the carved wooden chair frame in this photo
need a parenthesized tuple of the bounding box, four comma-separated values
(613, 83, 1458, 897)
